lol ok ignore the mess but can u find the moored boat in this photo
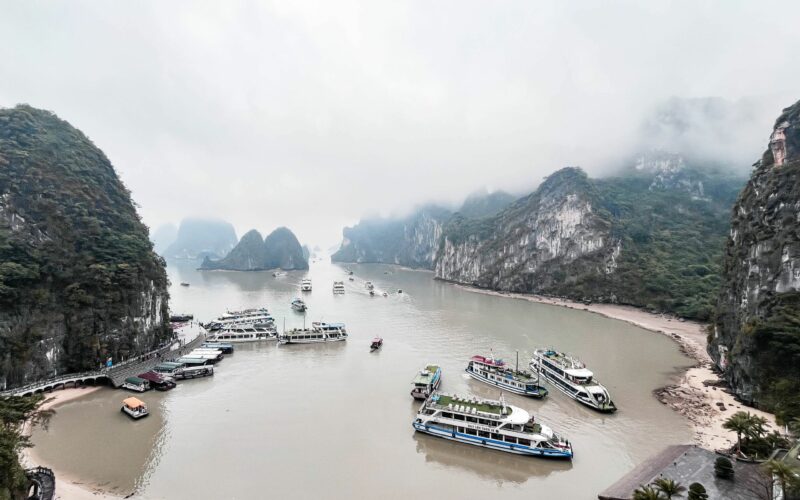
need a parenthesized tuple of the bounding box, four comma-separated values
(121, 397, 149, 419)
(333, 281, 345, 294)
(175, 365, 214, 379)
(209, 324, 277, 342)
(301, 278, 312, 292)
(466, 353, 547, 398)
(201, 342, 234, 354)
(137, 371, 176, 391)
(411, 364, 442, 400)
(278, 322, 348, 344)
(121, 376, 150, 393)
(413, 392, 573, 459)
(206, 308, 273, 331)
(291, 298, 307, 312)
(370, 337, 383, 351)
(530, 348, 616, 412)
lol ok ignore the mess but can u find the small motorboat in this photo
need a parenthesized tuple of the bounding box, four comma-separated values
(369, 290, 375, 296)
(348, 270, 354, 275)
(180, 282, 190, 287)
(365, 281, 374, 291)
(291, 298, 307, 312)
(121, 397, 149, 419)
(397, 289, 403, 294)
(370, 337, 383, 351)
(382, 292, 388, 297)
(348, 276, 354, 281)
(273, 271, 287, 278)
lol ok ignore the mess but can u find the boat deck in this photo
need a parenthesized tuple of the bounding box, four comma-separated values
(429, 394, 504, 416)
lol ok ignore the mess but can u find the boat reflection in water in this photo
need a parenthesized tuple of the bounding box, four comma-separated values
(412, 432, 572, 485)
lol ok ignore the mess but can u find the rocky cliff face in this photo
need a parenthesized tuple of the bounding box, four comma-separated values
(710, 100, 800, 418)
(436, 168, 618, 291)
(201, 227, 308, 271)
(332, 206, 451, 268)
(0, 105, 171, 388)
(163, 217, 238, 260)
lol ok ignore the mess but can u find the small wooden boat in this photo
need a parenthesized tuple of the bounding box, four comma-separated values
(370, 337, 383, 351)
(121, 397, 149, 419)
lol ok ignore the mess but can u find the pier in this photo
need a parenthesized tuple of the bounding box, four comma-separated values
(1, 324, 207, 397)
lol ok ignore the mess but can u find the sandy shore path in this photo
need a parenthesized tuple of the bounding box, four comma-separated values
(22, 387, 122, 500)
(456, 286, 780, 450)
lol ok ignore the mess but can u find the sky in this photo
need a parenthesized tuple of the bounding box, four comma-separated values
(2, 1, 800, 247)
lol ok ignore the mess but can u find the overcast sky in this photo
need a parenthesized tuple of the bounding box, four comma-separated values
(2, 1, 799, 247)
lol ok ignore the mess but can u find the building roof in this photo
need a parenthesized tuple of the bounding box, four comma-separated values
(599, 445, 764, 500)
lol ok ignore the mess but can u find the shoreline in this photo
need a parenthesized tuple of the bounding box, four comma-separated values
(23, 387, 123, 500)
(454, 285, 780, 450)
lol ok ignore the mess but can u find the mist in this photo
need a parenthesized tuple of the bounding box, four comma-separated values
(1, 1, 799, 247)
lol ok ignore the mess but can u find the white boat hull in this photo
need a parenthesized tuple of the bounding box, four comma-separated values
(464, 368, 547, 398)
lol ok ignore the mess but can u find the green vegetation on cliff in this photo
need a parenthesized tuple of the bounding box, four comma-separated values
(0, 105, 171, 387)
(201, 226, 308, 271)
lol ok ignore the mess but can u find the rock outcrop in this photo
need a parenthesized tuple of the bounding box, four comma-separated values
(0, 105, 171, 388)
(201, 227, 308, 271)
(710, 99, 800, 420)
(163, 217, 238, 260)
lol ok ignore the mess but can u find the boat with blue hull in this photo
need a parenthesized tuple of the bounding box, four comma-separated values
(413, 392, 573, 459)
(465, 354, 548, 398)
(411, 364, 442, 400)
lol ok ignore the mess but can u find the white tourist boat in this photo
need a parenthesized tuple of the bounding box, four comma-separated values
(333, 281, 345, 294)
(301, 278, 312, 292)
(530, 348, 617, 412)
(210, 324, 278, 342)
(413, 392, 573, 459)
(466, 353, 548, 398)
(278, 322, 348, 344)
(291, 298, 307, 312)
(206, 308, 274, 331)
(411, 364, 442, 400)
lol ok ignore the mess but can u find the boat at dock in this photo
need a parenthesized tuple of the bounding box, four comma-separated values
(333, 281, 345, 294)
(291, 298, 307, 312)
(530, 348, 616, 412)
(413, 392, 573, 459)
(301, 278, 312, 292)
(370, 337, 383, 351)
(175, 365, 214, 380)
(278, 322, 348, 344)
(121, 376, 150, 392)
(206, 308, 274, 331)
(202, 342, 234, 354)
(411, 364, 442, 400)
(137, 371, 176, 391)
(121, 397, 149, 419)
(209, 325, 277, 342)
(466, 353, 548, 398)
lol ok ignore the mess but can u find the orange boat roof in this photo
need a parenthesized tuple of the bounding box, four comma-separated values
(122, 397, 146, 409)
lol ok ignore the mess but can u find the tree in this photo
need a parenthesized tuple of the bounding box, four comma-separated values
(687, 483, 708, 500)
(723, 411, 754, 454)
(653, 477, 687, 499)
(632, 485, 664, 500)
(762, 459, 800, 500)
(714, 456, 735, 479)
(0, 395, 52, 499)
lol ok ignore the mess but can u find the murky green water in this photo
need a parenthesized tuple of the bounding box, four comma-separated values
(31, 259, 693, 499)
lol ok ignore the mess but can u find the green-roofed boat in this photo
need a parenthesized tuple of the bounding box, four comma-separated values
(411, 364, 442, 400)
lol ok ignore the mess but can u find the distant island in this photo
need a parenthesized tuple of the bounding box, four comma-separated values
(159, 217, 238, 260)
(200, 226, 308, 271)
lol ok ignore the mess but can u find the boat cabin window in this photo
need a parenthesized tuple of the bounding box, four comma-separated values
(465, 428, 477, 436)
(478, 431, 491, 438)
(503, 435, 517, 444)
(518, 438, 531, 446)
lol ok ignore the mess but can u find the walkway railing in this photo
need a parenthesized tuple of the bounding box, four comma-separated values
(1, 326, 207, 396)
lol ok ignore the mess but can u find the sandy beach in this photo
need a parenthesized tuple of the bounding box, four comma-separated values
(456, 286, 780, 450)
(22, 387, 122, 500)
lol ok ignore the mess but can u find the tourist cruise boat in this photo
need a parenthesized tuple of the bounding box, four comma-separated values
(466, 354, 548, 398)
(301, 278, 312, 292)
(413, 392, 573, 459)
(333, 281, 345, 294)
(206, 308, 274, 331)
(291, 298, 307, 312)
(209, 324, 277, 342)
(121, 397, 149, 419)
(530, 348, 617, 412)
(411, 364, 442, 400)
(278, 323, 348, 344)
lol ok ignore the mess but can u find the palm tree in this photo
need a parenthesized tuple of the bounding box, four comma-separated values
(653, 477, 687, 499)
(632, 485, 664, 500)
(762, 459, 800, 499)
(746, 414, 768, 440)
(723, 411, 753, 454)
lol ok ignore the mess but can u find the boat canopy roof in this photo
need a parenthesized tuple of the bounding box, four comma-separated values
(125, 376, 147, 385)
(156, 362, 182, 369)
(123, 397, 145, 409)
(471, 355, 505, 367)
(137, 372, 165, 383)
(177, 358, 208, 365)
(413, 365, 440, 384)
